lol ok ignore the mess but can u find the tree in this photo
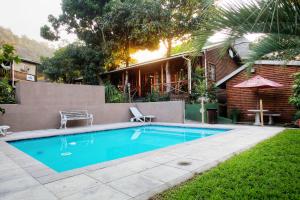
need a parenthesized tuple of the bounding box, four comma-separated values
(40, 0, 110, 47)
(0, 44, 20, 66)
(40, 43, 104, 85)
(159, 0, 211, 55)
(194, 0, 300, 65)
(0, 44, 19, 114)
(101, 0, 162, 68)
(171, 40, 195, 55)
(41, 0, 163, 70)
(158, 0, 214, 92)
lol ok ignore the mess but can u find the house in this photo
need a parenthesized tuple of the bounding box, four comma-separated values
(0, 58, 40, 86)
(101, 40, 250, 100)
(217, 60, 300, 123)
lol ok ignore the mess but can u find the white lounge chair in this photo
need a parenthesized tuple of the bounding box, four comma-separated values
(129, 107, 155, 122)
(0, 126, 10, 136)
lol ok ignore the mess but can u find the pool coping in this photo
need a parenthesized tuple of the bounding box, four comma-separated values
(0, 122, 285, 200)
(1, 123, 235, 183)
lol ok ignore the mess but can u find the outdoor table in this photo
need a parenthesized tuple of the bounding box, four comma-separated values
(248, 109, 269, 125)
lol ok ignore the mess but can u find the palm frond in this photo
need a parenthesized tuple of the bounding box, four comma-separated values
(194, 0, 300, 63)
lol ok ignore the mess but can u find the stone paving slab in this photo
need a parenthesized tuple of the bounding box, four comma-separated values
(86, 164, 137, 183)
(108, 174, 165, 197)
(61, 184, 131, 200)
(141, 152, 178, 164)
(165, 158, 208, 172)
(115, 159, 160, 173)
(0, 186, 58, 200)
(0, 122, 285, 200)
(44, 174, 100, 198)
(0, 175, 40, 196)
(140, 165, 191, 183)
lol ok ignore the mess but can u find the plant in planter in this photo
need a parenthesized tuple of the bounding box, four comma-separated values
(289, 72, 300, 127)
(293, 111, 300, 125)
(229, 108, 240, 124)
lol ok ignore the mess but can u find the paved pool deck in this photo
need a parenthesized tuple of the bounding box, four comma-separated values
(0, 122, 285, 200)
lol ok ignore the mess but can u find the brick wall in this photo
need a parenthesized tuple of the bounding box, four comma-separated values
(204, 48, 239, 82)
(226, 64, 300, 123)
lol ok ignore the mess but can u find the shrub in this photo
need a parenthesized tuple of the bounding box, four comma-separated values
(104, 82, 125, 103)
(0, 77, 16, 104)
(146, 90, 170, 102)
(190, 66, 217, 103)
(289, 72, 300, 109)
(293, 110, 300, 121)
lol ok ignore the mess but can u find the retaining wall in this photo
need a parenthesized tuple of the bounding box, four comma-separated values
(0, 81, 184, 131)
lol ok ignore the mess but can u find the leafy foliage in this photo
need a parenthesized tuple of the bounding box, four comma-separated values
(41, 0, 163, 69)
(0, 77, 16, 105)
(0, 44, 20, 65)
(171, 40, 195, 55)
(40, 43, 104, 85)
(289, 72, 300, 109)
(40, 0, 109, 45)
(0, 44, 19, 114)
(194, 0, 300, 65)
(190, 66, 217, 103)
(101, 0, 162, 68)
(0, 27, 54, 62)
(104, 81, 125, 103)
(159, 0, 215, 57)
(293, 110, 300, 121)
(146, 90, 170, 102)
(190, 67, 206, 102)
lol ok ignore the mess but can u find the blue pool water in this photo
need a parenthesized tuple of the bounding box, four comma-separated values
(9, 125, 229, 172)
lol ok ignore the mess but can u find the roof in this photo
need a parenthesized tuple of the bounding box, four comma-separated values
(101, 51, 196, 75)
(231, 37, 251, 60)
(19, 58, 41, 65)
(216, 60, 300, 87)
(0, 57, 40, 70)
(101, 37, 251, 75)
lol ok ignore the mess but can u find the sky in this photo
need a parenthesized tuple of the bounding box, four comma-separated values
(0, 0, 255, 62)
(0, 0, 62, 43)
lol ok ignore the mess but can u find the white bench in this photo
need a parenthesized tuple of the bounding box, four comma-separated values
(60, 111, 93, 129)
(264, 113, 281, 125)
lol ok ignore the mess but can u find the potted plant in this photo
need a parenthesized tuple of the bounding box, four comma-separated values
(289, 72, 300, 127)
(229, 108, 240, 124)
(293, 111, 300, 127)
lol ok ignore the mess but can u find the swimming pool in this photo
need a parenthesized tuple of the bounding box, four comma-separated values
(9, 125, 229, 172)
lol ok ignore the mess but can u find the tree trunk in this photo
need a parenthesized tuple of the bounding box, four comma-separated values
(165, 38, 172, 93)
(124, 40, 130, 94)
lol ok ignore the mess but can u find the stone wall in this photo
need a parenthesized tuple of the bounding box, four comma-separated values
(0, 81, 184, 131)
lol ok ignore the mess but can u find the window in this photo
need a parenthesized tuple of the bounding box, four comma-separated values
(209, 63, 216, 81)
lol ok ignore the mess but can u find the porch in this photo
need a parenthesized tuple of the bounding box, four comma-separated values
(104, 54, 198, 100)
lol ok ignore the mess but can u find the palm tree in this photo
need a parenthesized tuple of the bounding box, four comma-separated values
(194, 0, 300, 65)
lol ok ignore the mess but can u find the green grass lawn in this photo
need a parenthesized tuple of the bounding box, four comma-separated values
(152, 129, 300, 200)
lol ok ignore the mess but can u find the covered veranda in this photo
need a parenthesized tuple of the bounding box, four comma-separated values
(101, 52, 201, 99)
